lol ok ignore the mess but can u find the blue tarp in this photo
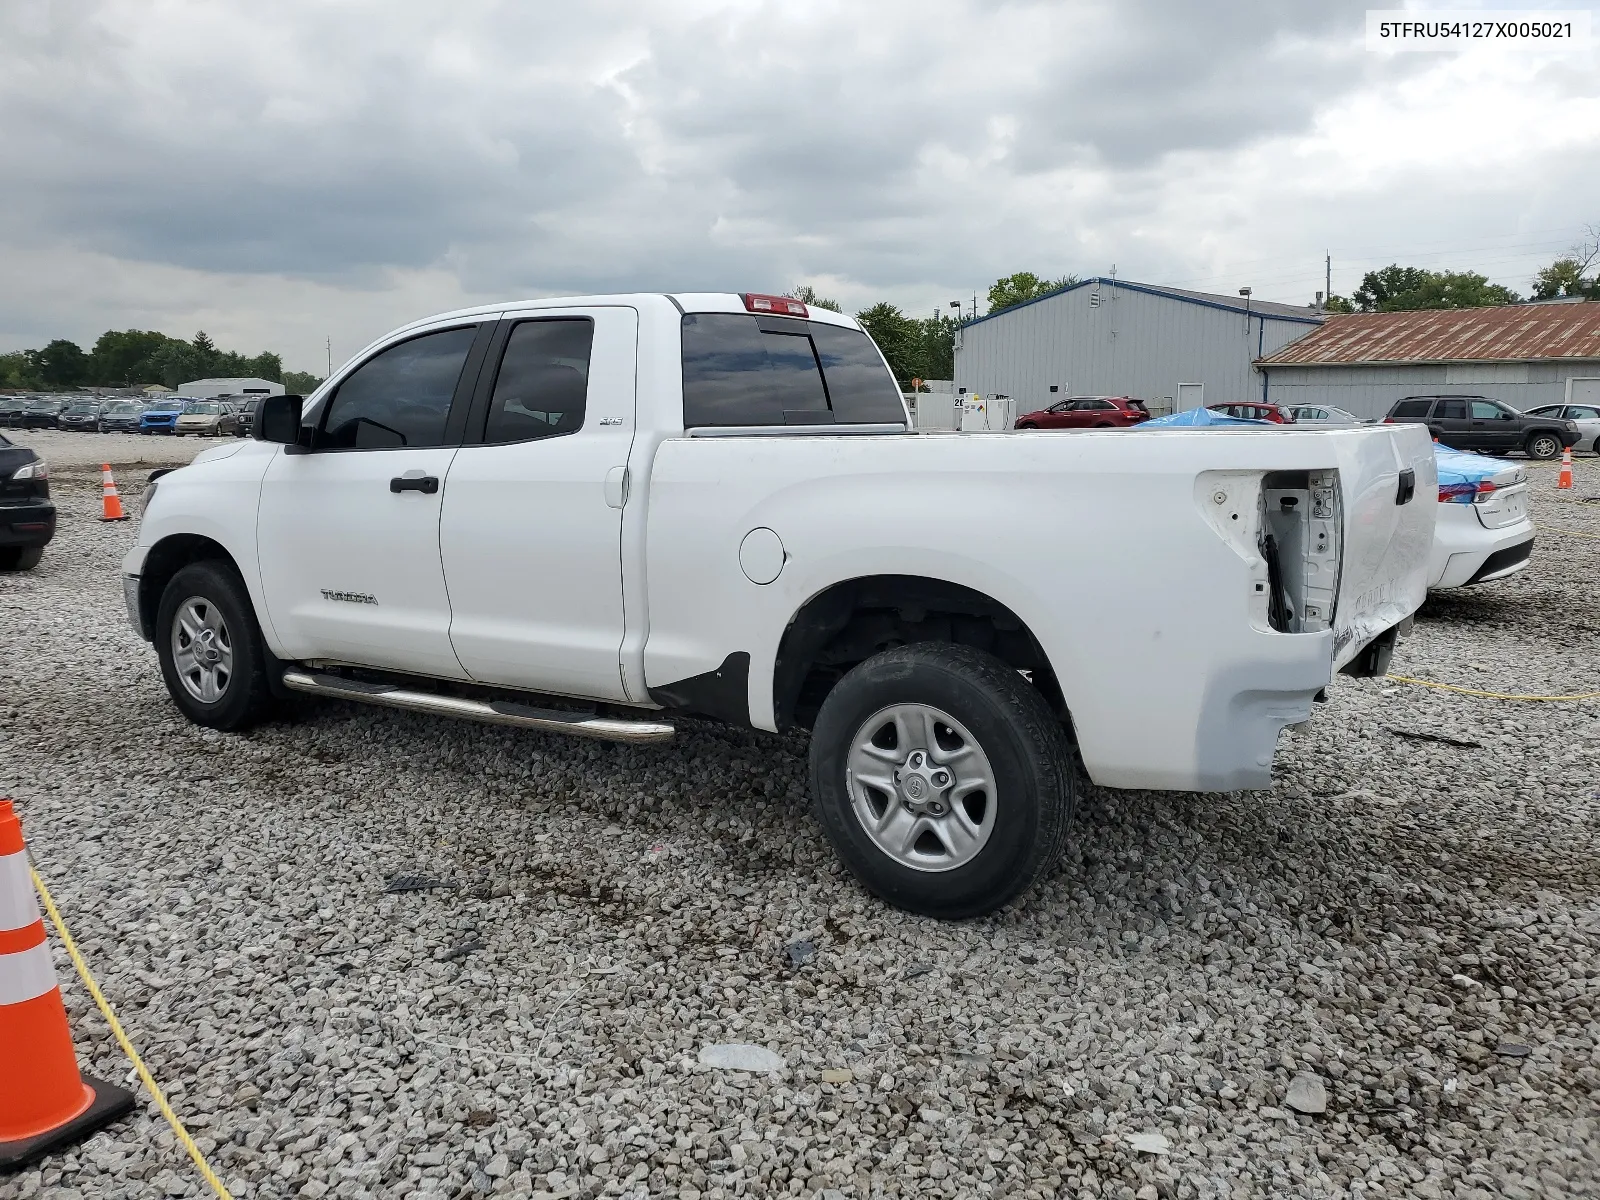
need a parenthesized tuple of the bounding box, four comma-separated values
(1434, 444, 1505, 502)
(1139, 407, 1266, 428)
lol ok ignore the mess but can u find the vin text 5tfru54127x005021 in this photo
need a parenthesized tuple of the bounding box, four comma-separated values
(122, 292, 1436, 917)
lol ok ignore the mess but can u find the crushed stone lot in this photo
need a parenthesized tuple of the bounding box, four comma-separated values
(1, 438, 1597, 1200)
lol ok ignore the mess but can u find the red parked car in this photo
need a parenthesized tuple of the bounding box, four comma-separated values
(1015, 396, 1150, 429)
(1207, 402, 1295, 424)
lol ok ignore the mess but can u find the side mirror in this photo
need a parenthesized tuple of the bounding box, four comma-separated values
(255, 395, 304, 448)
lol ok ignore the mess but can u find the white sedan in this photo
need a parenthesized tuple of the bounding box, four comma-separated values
(1429, 448, 1534, 589)
(1524, 403, 1600, 453)
(1285, 404, 1367, 426)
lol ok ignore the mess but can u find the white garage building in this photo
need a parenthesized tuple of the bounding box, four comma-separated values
(953, 277, 1324, 416)
(177, 377, 285, 399)
(1256, 301, 1600, 420)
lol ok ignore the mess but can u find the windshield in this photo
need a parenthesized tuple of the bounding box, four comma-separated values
(27, 399, 59, 410)
(66, 403, 97, 413)
(107, 403, 140, 413)
(182, 401, 220, 415)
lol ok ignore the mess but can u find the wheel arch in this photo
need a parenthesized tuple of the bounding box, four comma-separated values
(136, 533, 242, 643)
(771, 574, 1067, 732)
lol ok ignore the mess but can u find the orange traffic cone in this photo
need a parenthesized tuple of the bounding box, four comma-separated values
(1557, 446, 1573, 490)
(98, 465, 127, 522)
(0, 799, 134, 1171)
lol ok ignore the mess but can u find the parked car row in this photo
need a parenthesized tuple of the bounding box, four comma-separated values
(1010, 392, 1585, 461)
(0, 395, 262, 436)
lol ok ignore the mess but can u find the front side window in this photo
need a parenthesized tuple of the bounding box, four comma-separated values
(320, 326, 477, 450)
(1471, 401, 1502, 420)
(482, 319, 594, 444)
(1570, 405, 1600, 420)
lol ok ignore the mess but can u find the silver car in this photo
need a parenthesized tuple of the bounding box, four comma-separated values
(1285, 404, 1366, 426)
(1524, 403, 1600, 453)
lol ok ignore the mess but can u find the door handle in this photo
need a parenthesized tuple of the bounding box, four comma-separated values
(390, 474, 439, 494)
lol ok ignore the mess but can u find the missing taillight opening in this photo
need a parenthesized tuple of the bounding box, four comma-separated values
(743, 292, 808, 318)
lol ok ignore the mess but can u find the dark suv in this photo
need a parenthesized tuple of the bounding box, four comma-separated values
(1384, 394, 1579, 460)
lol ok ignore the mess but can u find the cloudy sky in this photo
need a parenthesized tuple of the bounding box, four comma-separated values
(1, 0, 1596, 374)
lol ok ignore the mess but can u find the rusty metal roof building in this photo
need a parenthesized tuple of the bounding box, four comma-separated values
(1258, 302, 1600, 367)
(1256, 302, 1600, 420)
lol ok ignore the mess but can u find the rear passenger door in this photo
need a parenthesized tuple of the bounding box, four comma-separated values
(438, 308, 637, 701)
(1432, 398, 1473, 448)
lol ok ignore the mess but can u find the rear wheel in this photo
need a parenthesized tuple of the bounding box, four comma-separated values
(0, 546, 44, 571)
(809, 643, 1075, 918)
(155, 561, 273, 730)
(1525, 432, 1562, 460)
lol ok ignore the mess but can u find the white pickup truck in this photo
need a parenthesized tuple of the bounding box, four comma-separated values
(124, 292, 1435, 917)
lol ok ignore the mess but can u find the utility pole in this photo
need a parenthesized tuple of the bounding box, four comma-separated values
(326, 336, 332, 378)
(1325, 252, 1331, 308)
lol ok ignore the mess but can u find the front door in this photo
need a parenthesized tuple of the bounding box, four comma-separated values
(440, 308, 638, 702)
(1470, 400, 1519, 451)
(256, 322, 491, 681)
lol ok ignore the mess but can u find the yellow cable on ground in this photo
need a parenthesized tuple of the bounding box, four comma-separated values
(1536, 525, 1600, 540)
(30, 864, 235, 1200)
(1386, 674, 1600, 702)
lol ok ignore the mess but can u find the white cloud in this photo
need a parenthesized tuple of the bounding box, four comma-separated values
(0, 0, 1594, 372)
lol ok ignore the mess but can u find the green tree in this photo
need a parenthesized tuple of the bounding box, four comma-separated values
(282, 370, 323, 394)
(986, 271, 1078, 315)
(30, 339, 89, 388)
(1531, 257, 1596, 300)
(786, 285, 842, 313)
(855, 302, 923, 388)
(89, 329, 181, 385)
(1315, 294, 1355, 313)
(915, 312, 959, 381)
(0, 351, 42, 390)
(1353, 265, 1520, 311)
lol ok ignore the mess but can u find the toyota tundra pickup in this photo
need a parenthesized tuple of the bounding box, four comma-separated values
(122, 292, 1435, 917)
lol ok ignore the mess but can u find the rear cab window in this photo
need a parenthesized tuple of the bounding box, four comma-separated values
(680, 313, 905, 429)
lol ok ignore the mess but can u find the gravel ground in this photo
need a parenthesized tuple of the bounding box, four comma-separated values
(1, 445, 1596, 1200)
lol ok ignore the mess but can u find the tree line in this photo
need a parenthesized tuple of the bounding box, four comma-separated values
(0, 328, 323, 394)
(1322, 232, 1598, 312)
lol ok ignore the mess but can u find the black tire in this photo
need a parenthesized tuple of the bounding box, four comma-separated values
(809, 643, 1075, 919)
(1017, 422, 1038, 430)
(154, 560, 273, 730)
(0, 546, 44, 571)
(1525, 432, 1562, 460)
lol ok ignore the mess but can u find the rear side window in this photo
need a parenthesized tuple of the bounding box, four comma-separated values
(1390, 400, 1431, 419)
(483, 319, 593, 444)
(680, 314, 903, 428)
(1436, 400, 1468, 419)
(320, 326, 477, 450)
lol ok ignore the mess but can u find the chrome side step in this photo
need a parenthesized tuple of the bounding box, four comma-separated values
(279, 670, 675, 744)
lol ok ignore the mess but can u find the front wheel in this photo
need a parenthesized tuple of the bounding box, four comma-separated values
(1525, 432, 1562, 460)
(809, 643, 1075, 919)
(155, 561, 274, 730)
